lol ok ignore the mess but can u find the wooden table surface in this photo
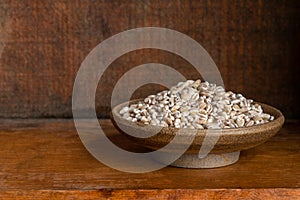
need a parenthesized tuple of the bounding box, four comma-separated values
(0, 119, 299, 199)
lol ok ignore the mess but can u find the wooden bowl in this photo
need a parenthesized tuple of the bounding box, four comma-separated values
(111, 100, 284, 168)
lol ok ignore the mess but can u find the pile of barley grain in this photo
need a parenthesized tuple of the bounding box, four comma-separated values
(119, 80, 274, 129)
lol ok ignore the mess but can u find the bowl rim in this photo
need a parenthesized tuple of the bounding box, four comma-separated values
(111, 99, 285, 136)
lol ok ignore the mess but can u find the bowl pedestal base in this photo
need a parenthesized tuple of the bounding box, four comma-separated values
(156, 151, 240, 168)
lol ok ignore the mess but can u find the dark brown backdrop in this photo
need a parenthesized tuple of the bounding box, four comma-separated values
(0, 0, 299, 118)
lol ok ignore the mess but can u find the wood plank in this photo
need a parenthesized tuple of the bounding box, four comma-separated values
(0, 189, 299, 200)
(0, 0, 299, 118)
(0, 119, 299, 192)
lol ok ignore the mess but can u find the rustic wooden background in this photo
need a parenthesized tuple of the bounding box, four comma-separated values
(0, 0, 299, 118)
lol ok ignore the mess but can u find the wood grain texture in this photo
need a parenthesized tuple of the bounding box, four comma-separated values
(0, 119, 299, 195)
(0, 189, 299, 200)
(0, 0, 299, 118)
